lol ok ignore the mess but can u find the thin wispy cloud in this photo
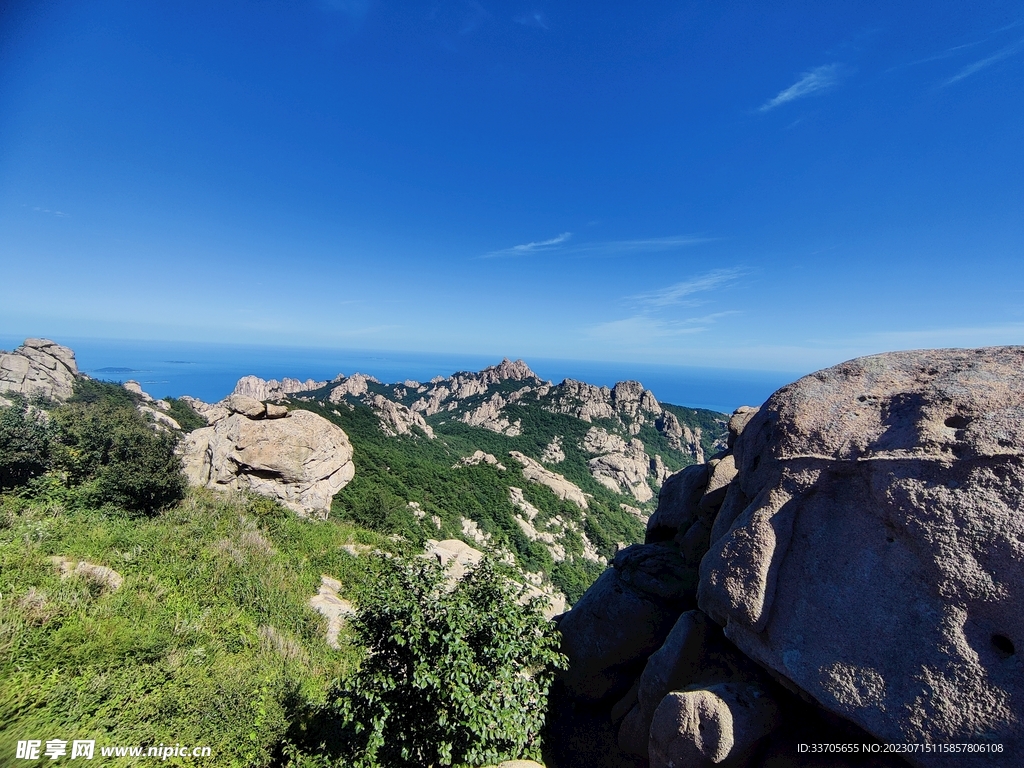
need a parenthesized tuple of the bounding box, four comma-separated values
(481, 232, 572, 258)
(587, 311, 741, 344)
(27, 205, 68, 217)
(993, 19, 1024, 34)
(943, 38, 1024, 85)
(516, 11, 548, 30)
(759, 64, 844, 112)
(630, 268, 744, 308)
(479, 233, 714, 259)
(570, 235, 715, 257)
(889, 42, 981, 71)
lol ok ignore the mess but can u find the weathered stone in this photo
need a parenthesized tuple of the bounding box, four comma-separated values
(309, 575, 354, 649)
(699, 347, 1024, 765)
(620, 609, 767, 759)
(425, 538, 485, 580)
(510, 451, 589, 509)
(586, 435, 655, 503)
(0, 338, 79, 402)
(233, 374, 327, 401)
(459, 390, 525, 435)
(648, 682, 781, 768)
(364, 393, 434, 437)
(223, 393, 266, 418)
(557, 544, 696, 702)
(181, 395, 229, 425)
(454, 450, 507, 470)
(51, 556, 123, 592)
(328, 372, 381, 401)
(545, 682, 650, 768)
(123, 380, 151, 401)
(646, 464, 710, 544)
(265, 402, 288, 418)
(696, 453, 736, 513)
(139, 404, 181, 431)
(180, 409, 354, 517)
(727, 405, 759, 449)
(616, 703, 649, 758)
(613, 544, 698, 603)
(542, 435, 566, 464)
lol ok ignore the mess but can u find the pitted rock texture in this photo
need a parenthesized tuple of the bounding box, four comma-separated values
(699, 347, 1024, 765)
(0, 338, 79, 402)
(648, 682, 782, 768)
(180, 408, 354, 517)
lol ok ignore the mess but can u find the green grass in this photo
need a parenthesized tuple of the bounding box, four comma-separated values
(0, 490, 396, 767)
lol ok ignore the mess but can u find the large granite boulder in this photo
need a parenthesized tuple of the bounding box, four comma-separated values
(0, 338, 79, 403)
(557, 543, 698, 703)
(180, 402, 355, 517)
(699, 347, 1024, 765)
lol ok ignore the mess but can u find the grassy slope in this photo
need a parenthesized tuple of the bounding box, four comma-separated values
(0, 490, 395, 767)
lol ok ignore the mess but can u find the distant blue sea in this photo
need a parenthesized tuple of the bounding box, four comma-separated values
(0, 336, 803, 414)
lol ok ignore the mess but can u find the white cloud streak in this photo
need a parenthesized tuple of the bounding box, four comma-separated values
(760, 64, 843, 112)
(943, 38, 1024, 85)
(479, 233, 714, 259)
(481, 232, 572, 258)
(587, 311, 741, 344)
(630, 268, 744, 307)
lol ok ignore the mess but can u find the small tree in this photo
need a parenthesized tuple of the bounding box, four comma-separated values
(332, 555, 565, 767)
(47, 382, 186, 513)
(0, 396, 50, 489)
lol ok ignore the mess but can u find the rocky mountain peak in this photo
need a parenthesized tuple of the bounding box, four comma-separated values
(0, 337, 80, 404)
(486, 357, 540, 383)
(232, 374, 327, 401)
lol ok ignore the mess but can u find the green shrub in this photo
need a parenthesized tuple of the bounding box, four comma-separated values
(0, 397, 50, 489)
(163, 396, 208, 432)
(43, 381, 187, 514)
(328, 556, 565, 767)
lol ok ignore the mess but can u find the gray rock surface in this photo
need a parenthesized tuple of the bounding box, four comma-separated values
(0, 338, 79, 402)
(364, 393, 435, 438)
(51, 556, 124, 592)
(583, 428, 656, 502)
(557, 543, 697, 702)
(180, 408, 354, 517)
(645, 464, 710, 544)
(233, 374, 328, 401)
(309, 575, 355, 649)
(648, 682, 781, 768)
(509, 451, 589, 509)
(454, 450, 507, 470)
(699, 347, 1024, 765)
(328, 372, 381, 401)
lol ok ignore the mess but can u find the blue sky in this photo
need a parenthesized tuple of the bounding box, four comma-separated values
(1, 1, 1022, 373)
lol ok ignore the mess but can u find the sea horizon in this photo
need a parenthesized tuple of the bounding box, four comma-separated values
(1, 335, 802, 414)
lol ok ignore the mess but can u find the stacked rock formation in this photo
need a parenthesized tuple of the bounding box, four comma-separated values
(180, 394, 355, 517)
(0, 338, 79, 404)
(549, 347, 1023, 768)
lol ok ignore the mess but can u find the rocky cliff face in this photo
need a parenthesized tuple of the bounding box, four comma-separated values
(0, 338, 79, 404)
(233, 374, 329, 401)
(550, 347, 1024, 768)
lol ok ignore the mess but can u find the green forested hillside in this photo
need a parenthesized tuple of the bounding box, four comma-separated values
(0, 367, 728, 767)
